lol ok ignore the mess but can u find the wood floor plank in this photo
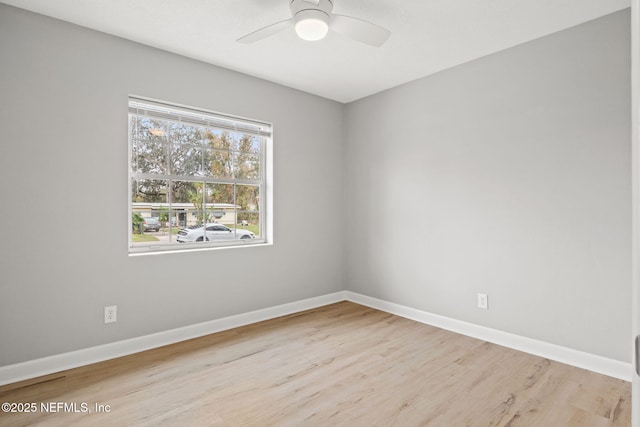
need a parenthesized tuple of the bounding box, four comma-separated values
(0, 302, 631, 426)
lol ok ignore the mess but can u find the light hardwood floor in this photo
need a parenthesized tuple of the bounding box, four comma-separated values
(0, 302, 632, 426)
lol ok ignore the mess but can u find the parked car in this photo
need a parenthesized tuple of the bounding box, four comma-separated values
(142, 217, 161, 232)
(176, 223, 255, 243)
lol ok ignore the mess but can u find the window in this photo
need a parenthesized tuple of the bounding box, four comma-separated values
(128, 97, 270, 253)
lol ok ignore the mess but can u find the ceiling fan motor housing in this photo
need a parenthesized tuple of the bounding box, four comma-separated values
(290, 0, 334, 24)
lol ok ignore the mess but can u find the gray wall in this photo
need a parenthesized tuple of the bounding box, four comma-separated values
(345, 10, 631, 362)
(0, 5, 345, 365)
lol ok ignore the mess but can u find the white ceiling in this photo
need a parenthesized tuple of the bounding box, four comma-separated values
(2, 0, 630, 103)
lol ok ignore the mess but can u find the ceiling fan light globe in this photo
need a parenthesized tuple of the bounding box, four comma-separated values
(294, 10, 330, 41)
(295, 18, 328, 41)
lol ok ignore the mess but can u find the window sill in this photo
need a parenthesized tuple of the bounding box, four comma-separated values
(128, 239, 271, 257)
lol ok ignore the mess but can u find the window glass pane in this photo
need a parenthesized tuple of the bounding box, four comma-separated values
(237, 185, 260, 238)
(235, 153, 260, 180)
(205, 183, 235, 204)
(206, 129, 235, 151)
(204, 149, 233, 179)
(131, 115, 168, 140)
(169, 122, 203, 147)
(132, 179, 169, 203)
(171, 180, 205, 228)
(131, 117, 169, 175)
(131, 179, 170, 248)
(238, 211, 260, 238)
(236, 184, 259, 211)
(237, 134, 262, 155)
(168, 123, 204, 176)
(202, 130, 234, 179)
(205, 183, 235, 229)
(171, 142, 203, 177)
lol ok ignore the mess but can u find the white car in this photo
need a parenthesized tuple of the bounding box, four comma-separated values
(176, 223, 255, 243)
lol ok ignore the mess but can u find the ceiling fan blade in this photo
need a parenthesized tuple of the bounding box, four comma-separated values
(237, 19, 292, 44)
(330, 15, 390, 47)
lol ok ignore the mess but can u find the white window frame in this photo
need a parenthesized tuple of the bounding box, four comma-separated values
(128, 96, 271, 254)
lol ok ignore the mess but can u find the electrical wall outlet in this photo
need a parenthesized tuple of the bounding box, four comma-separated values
(477, 293, 488, 310)
(104, 305, 117, 324)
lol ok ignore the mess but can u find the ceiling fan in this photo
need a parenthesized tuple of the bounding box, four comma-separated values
(237, 0, 391, 47)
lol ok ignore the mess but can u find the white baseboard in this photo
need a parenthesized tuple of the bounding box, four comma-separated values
(0, 291, 347, 387)
(0, 289, 631, 387)
(344, 291, 632, 381)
